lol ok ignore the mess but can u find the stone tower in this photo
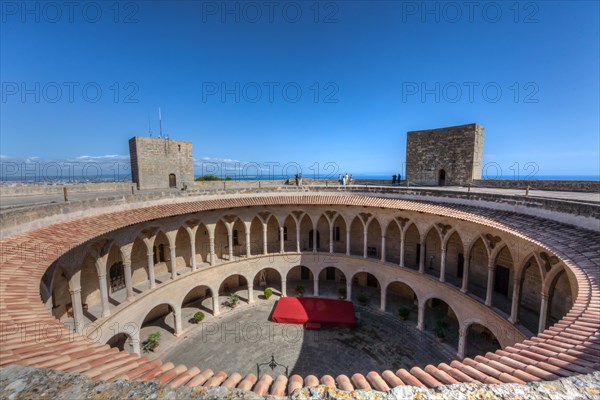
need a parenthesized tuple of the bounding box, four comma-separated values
(405, 123, 484, 186)
(129, 136, 194, 190)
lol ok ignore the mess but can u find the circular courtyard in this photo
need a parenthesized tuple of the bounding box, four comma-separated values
(155, 298, 457, 377)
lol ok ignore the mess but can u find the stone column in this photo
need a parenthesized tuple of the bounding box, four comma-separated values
(174, 307, 182, 336)
(69, 287, 84, 334)
(457, 325, 466, 359)
(208, 231, 216, 265)
(461, 254, 470, 293)
(329, 224, 334, 254)
(538, 293, 549, 333)
(227, 230, 234, 260)
(313, 278, 319, 296)
(417, 302, 425, 331)
(98, 273, 111, 317)
(212, 293, 220, 316)
(485, 259, 494, 306)
(399, 230, 405, 267)
(123, 261, 134, 300)
(279, 227, 285, 253)
(509, 277, 521, 324)
(169, 246, 177, 279)
(296, 224, 301, 253)
(363, 229, 368, 258)
(439, 243, 447, 283)
(130, 329, 141, 356)
(248, 282, 254, 304)
(346, 280, 352, 301)
(312, 227, 318, 253)
(380, 235, 386, 262)
(262, 223, 268, 255)
(345, 230, 351, 256)
(281, 279, 287, 297)
(190, 238, 198, 271)
(147, 251, 156, 289)
(245, 230, 251, 257)
(379, 285, 386, 311)
(419, 239, 426, 273)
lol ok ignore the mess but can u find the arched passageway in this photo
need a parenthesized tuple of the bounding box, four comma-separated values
(517, 257, 543, 334)
(318, 266, 347, 299)
(385, 221, 402, 264)
(467, 238, 488, 301)
(424, 227, 442, 279)
(219, 274, 250, 305)
(445, 232, 464, 287)
(366, 220, 382, 260)
(545, 269, 573, 330)
(350, 272, 380, 307)
(106, 332, 133, 353)
(403, 223, 420, 270)
(386, 281, 418, 323)
(181, 285, 214, 329)
(253, 268, 282, 297)
(332, 215, 347, 254)
(423, 298, 459, 351)
(491, 246, 514, 315)
(141, 303, 178, 336)
(465, 323, 501, 358)
(286, 266, 315, 296)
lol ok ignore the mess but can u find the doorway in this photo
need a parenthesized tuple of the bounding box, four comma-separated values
(438, 169, 446, 186)
(169, 173, 177, 188)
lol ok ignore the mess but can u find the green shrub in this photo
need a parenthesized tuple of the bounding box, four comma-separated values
(195, 174, 222, 181)
(264, 288, 273, 299)
(228, 293, 240, 308)
(295, 284, 305, 295)
(193, 311, 205, 323)
(357, 293, 368, 305)
(143, 332, 161, 352)
(338, 287, 347, 298)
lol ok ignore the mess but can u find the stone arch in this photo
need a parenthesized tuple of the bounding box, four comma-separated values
(141, 301, 180, 336)
(252, 267, 283, 297)
(544, 266, 574, 330)
(331, 214, 347, 254)
(403, 223, 421, 270)
(282, 215, 297, 252)
(50, 265, 72, 321)
(385, 220, 402, 264)
(106, 332, 135, 354)
(318, 266, 347, 298)
(315, 214, 329, 252)
(349, 271, 381, 306)
(467, 237, 489, 300)
(424, 226, 442, 278)
(213, 219, 229, 260)
(230, 217, 246, 258)
(517, 255, 543, 334)
(298, 214, 313, 252)
(366, 219, 382, 259)
(181, 284, 214, 328)
(464, 322, 501, 358)
(249, 216, 265, 256)
(422, 297, 460, 351)
(266, 215, 280, 253)
(152, 230, 171, 279)
(130, 236, 150, 289)
(194, 222, 210, 265)
(445, 230, 465, 287)
(385, 280, 419, 321)
(349, 216, 364, 256)
(491, 245, 515, 314)
(218, 274, 250, 303)
(285, 265, 315, 296)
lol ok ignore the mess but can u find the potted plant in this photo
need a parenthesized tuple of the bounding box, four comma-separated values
(264, 288, 273, 300)
(357, 292, 368, 306)
(142, 332, 161, 353)
(434, 320, 447, 343)
(193, 311, 205, 323)
(295, 284, 305, 296)
(338, 287, 347, 299)
(398, 307, 410, 320)
(228, 293, 240, 308)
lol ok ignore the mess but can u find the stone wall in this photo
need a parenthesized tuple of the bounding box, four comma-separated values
(473, 179, 599, 192)
(2, 366, 598, 399)
(406, 123, 484, 186)
(129, 136, 194, 190)
(0, 182, 134, 196)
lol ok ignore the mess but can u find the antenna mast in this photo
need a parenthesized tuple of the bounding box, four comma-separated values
(159, 107, 163, 139)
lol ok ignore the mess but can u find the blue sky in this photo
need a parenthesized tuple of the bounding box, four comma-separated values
(1, 1, 599, 178)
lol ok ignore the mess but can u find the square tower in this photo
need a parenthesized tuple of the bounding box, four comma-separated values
(129, 136, 194, 190)
(405, 123, 484, 186)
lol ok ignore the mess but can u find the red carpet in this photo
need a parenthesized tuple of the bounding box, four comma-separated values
(271, 297, 356, 328)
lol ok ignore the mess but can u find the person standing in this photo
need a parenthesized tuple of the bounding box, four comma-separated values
(338, 174, 342, 185)
(392, 174, 397, 185)
(349, 174, 353, 184)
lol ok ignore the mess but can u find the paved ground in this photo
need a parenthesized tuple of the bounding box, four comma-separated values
(1, 184, 598, 209)
(154, 300, 458, 377)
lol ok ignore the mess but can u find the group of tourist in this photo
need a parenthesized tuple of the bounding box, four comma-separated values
(339, 173, 352, 186)
(294, 173, 303, 186)
(391, 174, 402, 184)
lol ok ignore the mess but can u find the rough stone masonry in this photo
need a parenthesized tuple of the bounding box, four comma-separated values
(406, 123, 484, 186)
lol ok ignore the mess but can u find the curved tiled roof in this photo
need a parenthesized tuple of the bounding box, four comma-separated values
(1, 193, 598, 396)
